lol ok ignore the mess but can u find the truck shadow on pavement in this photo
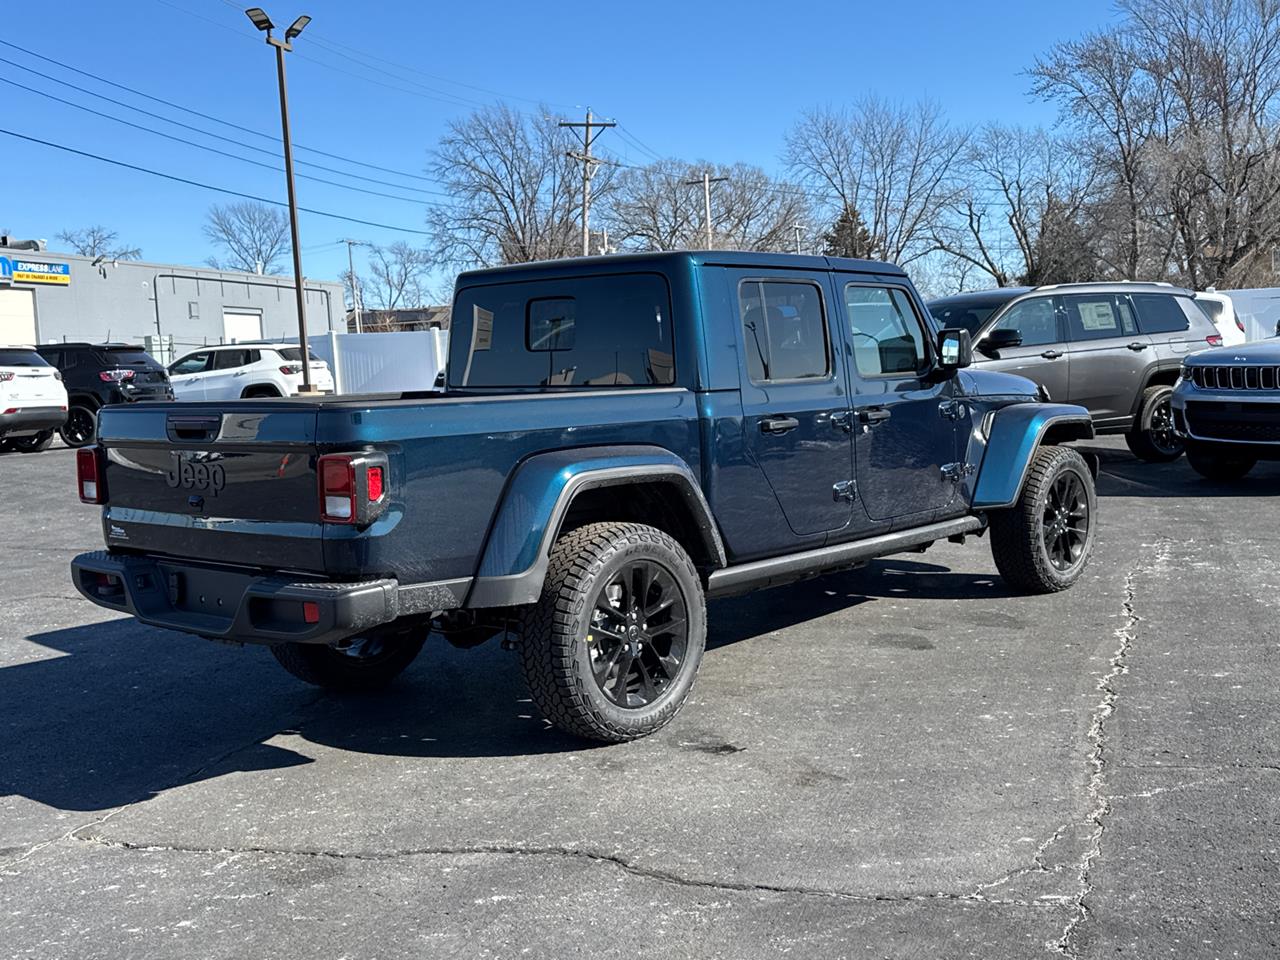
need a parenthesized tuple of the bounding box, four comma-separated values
(5, 557, 1030, 816)
(1086, 442, 1280, 498)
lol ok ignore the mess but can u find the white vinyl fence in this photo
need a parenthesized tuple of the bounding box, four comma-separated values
(1221, 288, 1280, 342)
(304, 330, 448, 395)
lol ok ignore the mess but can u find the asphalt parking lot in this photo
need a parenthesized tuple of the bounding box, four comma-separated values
(2, 439, 1278, 959)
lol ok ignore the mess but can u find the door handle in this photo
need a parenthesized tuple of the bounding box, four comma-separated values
(759, 415, 800, 434)
(1127, 342, 1148, 351)
(1041, 349, 1063, 359)
(827, 410, 853, 433)
(858, 407, 891, 425)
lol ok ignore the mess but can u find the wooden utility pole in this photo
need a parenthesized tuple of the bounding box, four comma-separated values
(686, 171, 728, 249)
(560, 108, 616, 256)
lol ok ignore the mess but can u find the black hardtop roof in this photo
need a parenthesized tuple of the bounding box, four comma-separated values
(457, 250, 906, 284)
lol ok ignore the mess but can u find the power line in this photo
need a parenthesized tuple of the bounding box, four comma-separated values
(0, 38, 445, 186)
(0, 74, 441, 205)
(0, 127, 432, 236)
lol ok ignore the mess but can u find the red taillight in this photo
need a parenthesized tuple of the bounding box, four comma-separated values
(1236, 318, 1246, 332)
(1206, 334, 1223, 346)
(280, 364, 303, 375)
(319, 455, 356, 523)
(317, 453, 388, 524)
(0, 372, 13, 383)
(77, 447, 105, 504)
(302, 601, 321, 624)
(2, 408, 16, 415)
(99, 369, 136, 383)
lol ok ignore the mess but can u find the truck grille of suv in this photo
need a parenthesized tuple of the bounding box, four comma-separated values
(1185, 400, 1280, 442)
(1189, 365, 1280, 390)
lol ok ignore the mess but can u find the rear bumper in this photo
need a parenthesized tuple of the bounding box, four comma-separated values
(0, 406, 67, 437)
(70, 551, 469, 645)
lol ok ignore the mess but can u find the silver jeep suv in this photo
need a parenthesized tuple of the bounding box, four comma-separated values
(929, 282, 1223, 461)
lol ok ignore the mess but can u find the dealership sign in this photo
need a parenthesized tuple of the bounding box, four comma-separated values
(7, 257, 71, 285)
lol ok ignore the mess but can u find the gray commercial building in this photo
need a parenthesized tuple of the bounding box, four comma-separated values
(0, 248, 346, 363)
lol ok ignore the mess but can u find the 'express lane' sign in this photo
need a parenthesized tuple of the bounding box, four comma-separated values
(10, 258, 71, 285)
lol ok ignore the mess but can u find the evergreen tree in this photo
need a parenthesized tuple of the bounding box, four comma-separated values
(822, 206, 874, 259)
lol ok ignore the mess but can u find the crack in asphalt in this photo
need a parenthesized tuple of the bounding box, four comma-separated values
(70, 833, 1063, 910)
(1050, 539, 1173, 956)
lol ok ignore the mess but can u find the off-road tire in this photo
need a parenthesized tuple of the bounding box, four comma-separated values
(518, 521, 707, 743)
(1185, 444, 1255, 481)
(989, 445, 1096, 594)
(8, 430, 54, 453)
(271, 633, 425, 692)
(1125, 385, 1183, 462)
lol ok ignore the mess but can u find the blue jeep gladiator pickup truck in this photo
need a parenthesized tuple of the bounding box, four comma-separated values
(72, 252, 1099, 742)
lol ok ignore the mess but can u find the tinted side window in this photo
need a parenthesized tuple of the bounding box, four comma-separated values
(846, 285, 928, 377)
(171, 352, 211, 374)
(739, 280, 829, 382)
(450, 273, 674, 388)
(213, 350, 249, 370)
(1132, 293, 1190, 334)
(990, 297, 1060, 347)
(61, 350, 80, 370)
(1063, 294, 1138, 342)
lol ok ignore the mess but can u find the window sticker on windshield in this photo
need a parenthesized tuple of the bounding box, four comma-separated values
(472, 305, 494, 351)
(1078, 302, 1117, 331)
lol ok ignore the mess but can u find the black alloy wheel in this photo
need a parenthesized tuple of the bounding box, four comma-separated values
(1042, 470, 1090, 573)
(60, 406, 96, 448)
(1146, 395, 1182, 457)
(587, 559, 689, 709)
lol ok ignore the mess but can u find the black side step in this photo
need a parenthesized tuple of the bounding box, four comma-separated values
(705, 515, 986, 599)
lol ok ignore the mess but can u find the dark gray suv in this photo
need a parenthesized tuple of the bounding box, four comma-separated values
(929, 283, 1223, 461)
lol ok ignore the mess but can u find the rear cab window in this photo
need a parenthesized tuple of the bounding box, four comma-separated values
(738, 280, 830, 382)
(450, 273, 674, 388)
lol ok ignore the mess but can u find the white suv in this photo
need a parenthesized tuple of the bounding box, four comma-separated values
(0, 346, 69, 452)
(168, 343, 335, 400)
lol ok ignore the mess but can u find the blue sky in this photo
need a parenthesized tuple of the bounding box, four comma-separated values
(1, 0, 1122, 293)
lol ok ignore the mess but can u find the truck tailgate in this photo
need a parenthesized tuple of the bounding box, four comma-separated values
(97, 403, 325, 572)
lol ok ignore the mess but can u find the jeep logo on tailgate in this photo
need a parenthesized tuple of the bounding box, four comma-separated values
(165, 453, 226, 497)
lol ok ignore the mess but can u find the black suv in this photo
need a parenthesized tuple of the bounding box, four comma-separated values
(36, 343, 173, 447)
(929, 283, 1223, 462)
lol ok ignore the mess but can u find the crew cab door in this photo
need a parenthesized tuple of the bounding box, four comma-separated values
(731, 272, 854, 539)
(840, 280, 960, 523)
(1061, 293, 1150, 425)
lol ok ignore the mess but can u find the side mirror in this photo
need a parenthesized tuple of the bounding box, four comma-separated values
(1274, 319, 1280, 338)
(937, 328, 973, 371)
(979, 328, 1024, 355)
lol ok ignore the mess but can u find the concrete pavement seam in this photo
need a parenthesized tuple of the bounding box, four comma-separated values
(1051, 538, 1173, 956)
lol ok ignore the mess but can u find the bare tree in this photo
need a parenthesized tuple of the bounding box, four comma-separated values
(363, 242, 431, 311)
(934, 125, 1097, 286)
(604, 159, 809, 252)
(427, 104, 602, 266)
(785, 98, 968, 265)
(56, 225, 141, 260)
(203, 202, 291, 274)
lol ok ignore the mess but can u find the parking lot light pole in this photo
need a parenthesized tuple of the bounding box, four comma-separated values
(245, 7, 316, 391)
